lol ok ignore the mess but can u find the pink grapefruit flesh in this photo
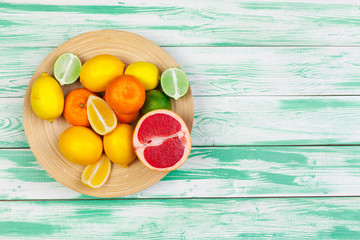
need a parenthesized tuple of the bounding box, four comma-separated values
(133, 110, 191, 172)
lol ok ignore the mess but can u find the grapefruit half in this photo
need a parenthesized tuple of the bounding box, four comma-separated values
(133, 109, 191, 172)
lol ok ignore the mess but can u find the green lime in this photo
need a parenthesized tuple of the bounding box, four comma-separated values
(160, 67, 189, 100)
(53, 52, 82, 85)
(141, 90, 172, 114)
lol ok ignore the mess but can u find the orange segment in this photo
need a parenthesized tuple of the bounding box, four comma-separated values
(81, 155, 112, 189)
(87, 95, 117, 135)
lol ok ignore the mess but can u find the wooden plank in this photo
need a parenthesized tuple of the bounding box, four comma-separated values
(1, 1, 360, 47)
(4, 96, 360, 147)
(3, 46, 360, 97)
(193, 96, 360, 146)
(0, 98, 25, 148)
(1, 147, 360, 200)
(1, 197, 360, 239)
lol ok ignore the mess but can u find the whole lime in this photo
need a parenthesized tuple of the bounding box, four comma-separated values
(141, 90, 171, 114)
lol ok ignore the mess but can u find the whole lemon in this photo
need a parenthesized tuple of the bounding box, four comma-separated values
(103, 123, 136, 168)
(80, 54, 125, 92)
(59, 126, 103, 165)
(31, 73, 64, 122)
(125, 62, 159, 90)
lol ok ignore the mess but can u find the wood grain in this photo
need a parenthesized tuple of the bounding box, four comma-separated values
(1, 147, 360, 200)
(1, 1, 360, 47)
(1, 197, 360, 239)
(4, 95, 360, 148)
(22, 30, 193, 197)
(2, 46, 360, 97)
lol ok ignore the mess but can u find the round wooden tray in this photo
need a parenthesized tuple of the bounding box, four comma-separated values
(23, 30, 194, 198)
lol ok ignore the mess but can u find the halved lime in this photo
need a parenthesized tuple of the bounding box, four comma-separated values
(54, 52, 82, 85)
(160, 67, 189, 100)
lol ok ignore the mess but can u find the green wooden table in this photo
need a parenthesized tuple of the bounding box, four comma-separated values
(1, 0, 360, 239)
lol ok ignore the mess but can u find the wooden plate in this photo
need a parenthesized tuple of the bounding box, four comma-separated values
(23, 30, 194, 198)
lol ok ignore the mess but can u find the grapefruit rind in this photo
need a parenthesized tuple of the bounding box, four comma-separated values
(133, 109, 191, 172)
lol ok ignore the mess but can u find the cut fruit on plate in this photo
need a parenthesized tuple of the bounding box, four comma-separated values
(81, 155, 112, 189)
(133, 109, 191, 172)
(87, 95, 117, 135)
(160, 67, 189, 100)
(54, 52, 82, 85)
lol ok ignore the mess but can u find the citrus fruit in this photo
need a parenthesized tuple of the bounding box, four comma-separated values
(133, 109, 191, 172)
(104, 75, 145, 114)
(160, 67, 189, 100)
(103, 123, 136, 168)
(124, 62, 159, 90)
(81, 155, 112, 189)
(80, 54, 125, 92)
(141, 89, 171, 114)
(114, 110, 139, 124)
(87, 95, 117, 135)
(63, 88, 96, 127)
(53, 52, 82, 85)
(58, 126, 103, 165)
(30, 73, 64, 122)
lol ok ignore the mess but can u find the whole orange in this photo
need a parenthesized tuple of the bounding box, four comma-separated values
(105, 75, 145, 114)
(114, 110, 139, 124)
(63, 88, 96, 126)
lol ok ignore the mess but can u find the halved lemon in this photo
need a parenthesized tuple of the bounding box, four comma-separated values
(81, 155, 112, 189)
(87, 95, 117, 135)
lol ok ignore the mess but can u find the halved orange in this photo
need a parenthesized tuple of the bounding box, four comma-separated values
(81, 155, 112, 189)
(87, 95, 117, 135)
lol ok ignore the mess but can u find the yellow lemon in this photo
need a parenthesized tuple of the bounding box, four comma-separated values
(59, 126, 103, 165)
(80, 54, 125, 92)
(103, 123, 136, 167)
(30, 73, 64, 122)
(125, 62, 159, 90)
(81, 155, 111, 189)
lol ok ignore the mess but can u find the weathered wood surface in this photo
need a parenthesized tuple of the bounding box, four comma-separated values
(2, 47, 360, 98)
(1, 147, 360, 200)
(1, 0, 360, 47)
(1, 0, 360, 238)
(3, 96, 360, 148)
(1, 197, 360, 239)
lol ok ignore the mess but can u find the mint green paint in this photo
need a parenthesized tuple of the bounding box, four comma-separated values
(163, 168, 251, 181)
(318, 226, 360, 239)
(280, 98, 360, 111)
(240, 2, 350, 11)
(259, 172, 298, 186)
(253, 139, 344, 146)
(74, 209, 113, 219)
(0, 221, 61, 236)
(0, 3, 175, 15)
(307, 209, 360, 222)
(191, 147, 308, 165)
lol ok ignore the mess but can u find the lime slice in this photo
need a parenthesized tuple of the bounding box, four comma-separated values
(53, 52, 82, 85)
(160, 67, 189, 100)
